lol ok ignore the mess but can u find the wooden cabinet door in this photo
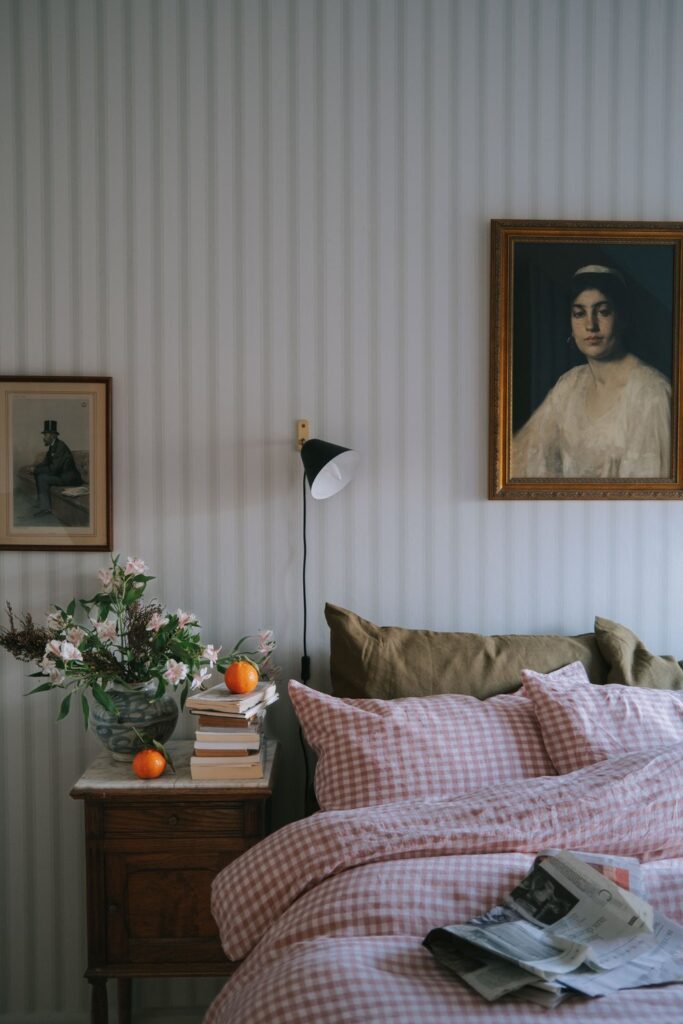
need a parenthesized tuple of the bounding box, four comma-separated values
(104, 850, 235, 966)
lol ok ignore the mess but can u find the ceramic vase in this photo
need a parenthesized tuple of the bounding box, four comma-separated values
(89, 681, 179, 761)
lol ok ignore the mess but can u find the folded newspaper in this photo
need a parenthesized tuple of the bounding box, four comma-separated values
(424, 850, 683, 1008)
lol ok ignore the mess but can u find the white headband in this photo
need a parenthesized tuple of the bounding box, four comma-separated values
(574, 264, 626, 285)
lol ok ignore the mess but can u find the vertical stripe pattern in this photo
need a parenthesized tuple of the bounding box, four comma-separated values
(1, 0, 683, 1018)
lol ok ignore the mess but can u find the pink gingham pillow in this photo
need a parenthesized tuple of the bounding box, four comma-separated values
(521, 661, 683, 773)
(288, 679, 555, 810)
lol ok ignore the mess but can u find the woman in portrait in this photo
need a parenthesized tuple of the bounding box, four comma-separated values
(511, 265, 672, 478)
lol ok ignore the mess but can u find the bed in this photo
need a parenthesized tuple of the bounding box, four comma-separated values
(203, 606, 683, 1024)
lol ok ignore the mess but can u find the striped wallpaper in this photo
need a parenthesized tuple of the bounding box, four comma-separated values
(1, 0, 683, 1020)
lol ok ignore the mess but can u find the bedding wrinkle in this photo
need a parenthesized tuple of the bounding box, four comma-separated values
(205, 653, 683, 1023)
(205, 845, 683, 1024)
(211, 744, 683, 963)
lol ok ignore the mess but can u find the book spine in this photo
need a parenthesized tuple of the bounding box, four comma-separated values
(195, 728, 261, 740)
(189, 766, 265, 780)
(192, 713, 256, 727)
(192, 748, 258, 758)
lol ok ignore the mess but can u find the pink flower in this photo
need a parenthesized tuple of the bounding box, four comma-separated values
(59, 642, 83, 663)
(147, 612, 169, 633)
(176, 609, 198, 629)
(191, 667, 212, 690)
(257, 629, 276, 655)
(163, 659, 188, 685)
(46, 610, 66, 631)
(98, 568, 114, 593)
(49, 667, 65, 685)
(45, 640, 62, 658)
(67, 626, 86, 646)
(203, 645, 222, 667)
(95, 621, 117, 643)
(124, 557, 148, 577)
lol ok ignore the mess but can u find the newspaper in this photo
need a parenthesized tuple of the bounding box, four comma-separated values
(424, 850, 683, 1006)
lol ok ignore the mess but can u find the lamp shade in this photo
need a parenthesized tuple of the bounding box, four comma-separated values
(300, 438, 359, 500)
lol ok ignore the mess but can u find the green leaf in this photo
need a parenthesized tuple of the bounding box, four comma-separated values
(26, 681, 55, 695)
(153, 677, 167, 700)
(81, 694, 90, 730)
(57, 693, 72, 720)
(66, 598, 76, 617)
(179, 681, 189, 710)
(152, 738, 175, 772)
(92, 682, 119, 716)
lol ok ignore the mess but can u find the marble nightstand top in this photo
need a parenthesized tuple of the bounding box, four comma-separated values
(71, 738, 277, 798)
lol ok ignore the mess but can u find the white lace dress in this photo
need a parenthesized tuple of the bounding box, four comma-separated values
(511, 357, 672, 478)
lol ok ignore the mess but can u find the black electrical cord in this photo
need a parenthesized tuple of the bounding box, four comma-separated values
(301, 469, 310, 682)
(299, 469, 312, 809)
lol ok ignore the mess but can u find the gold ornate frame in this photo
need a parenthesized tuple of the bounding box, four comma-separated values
(489, 220, 683, 499)
(0, 376, 112, 550)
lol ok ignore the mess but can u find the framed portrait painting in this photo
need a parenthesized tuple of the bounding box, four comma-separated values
(0, 376, 112, 550)
(489, 220, 683, 499)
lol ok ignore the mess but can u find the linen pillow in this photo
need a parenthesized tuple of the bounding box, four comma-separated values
(289, 679, 556, 810)
(325, 603, 608, 700)
(521, 661, 683, 774)
(594, 616, 683, 690)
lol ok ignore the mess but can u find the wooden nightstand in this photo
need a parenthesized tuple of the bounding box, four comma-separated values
(70, 739, 278, 1024)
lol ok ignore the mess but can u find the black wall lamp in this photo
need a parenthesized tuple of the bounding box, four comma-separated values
(296, 419, 359, 684)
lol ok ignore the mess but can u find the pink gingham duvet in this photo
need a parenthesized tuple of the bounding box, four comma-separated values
(205, 745, 683, 1024)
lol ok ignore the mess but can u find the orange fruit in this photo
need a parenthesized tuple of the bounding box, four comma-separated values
(132, 747, 167, 779)
(224, 660, 259, 694)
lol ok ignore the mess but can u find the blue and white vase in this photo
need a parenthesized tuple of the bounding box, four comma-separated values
(89, 680, 179, 761)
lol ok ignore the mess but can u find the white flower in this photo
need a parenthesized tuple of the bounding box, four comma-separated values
(47, 610, 66, 631)
(191, 666, 212, 690)
(176, 609, 198, 629)
(40, 654, 55, 672)
(45, 639, 62, 658)
(49, 667, 65, 685)
(60, 641, 83, 663)
(67, 626, 86, 646)
(202, 645, 222, 667)
(124, 557, 148, 577)
(95, 620, 117, 643)
(257, 629, 276, 655)
(147, 612, 169, 633)
(98, 568, 114, 593)
(163, 659, 188, 685)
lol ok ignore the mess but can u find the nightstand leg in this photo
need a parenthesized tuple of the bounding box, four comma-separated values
(89, 978, 108, 1024)
(117, 978, 132, 1024)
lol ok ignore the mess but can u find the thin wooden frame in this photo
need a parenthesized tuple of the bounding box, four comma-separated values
(0, 376, 112, 550)
(489, 220, 683, 499)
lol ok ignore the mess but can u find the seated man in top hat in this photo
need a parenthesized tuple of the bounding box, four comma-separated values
(33, 420, 83, 516)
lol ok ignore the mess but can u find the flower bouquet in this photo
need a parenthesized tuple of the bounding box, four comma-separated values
(0, 554, 278, 757)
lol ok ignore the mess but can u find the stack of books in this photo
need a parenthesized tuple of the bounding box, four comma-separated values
(185, 680, 277, 780)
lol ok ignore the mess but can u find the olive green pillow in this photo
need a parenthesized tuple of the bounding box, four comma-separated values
(594, 616, 683, 690)
(325, 603, 608, 700)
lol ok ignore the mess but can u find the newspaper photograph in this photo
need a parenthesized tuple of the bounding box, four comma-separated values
(424, 850, 683, 1005)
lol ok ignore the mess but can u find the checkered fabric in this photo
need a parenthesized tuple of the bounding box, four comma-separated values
(289, 679, 555, 810)
(522, 662, 683, 773)
(205, 745, 683, 1024)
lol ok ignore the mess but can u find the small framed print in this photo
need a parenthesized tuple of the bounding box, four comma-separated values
(489, 220, 683, 499)
(0, 376, 112, 550)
